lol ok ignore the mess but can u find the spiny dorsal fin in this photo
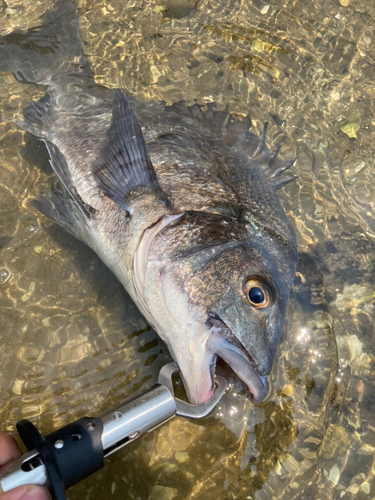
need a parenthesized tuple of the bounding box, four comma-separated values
(166, 101, 296, 190)
(93, 90, 168, 214)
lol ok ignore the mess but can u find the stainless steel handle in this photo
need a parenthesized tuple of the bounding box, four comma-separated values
(0, 363, 228, 496)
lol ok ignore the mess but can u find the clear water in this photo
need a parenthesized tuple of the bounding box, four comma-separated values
(0, 0, 374, 499)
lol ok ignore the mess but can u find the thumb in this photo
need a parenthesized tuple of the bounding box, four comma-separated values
(1, 485, 51, 500)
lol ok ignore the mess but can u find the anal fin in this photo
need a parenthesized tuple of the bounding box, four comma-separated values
(32, 190, 89, 244)
(44, 141, 95, 219)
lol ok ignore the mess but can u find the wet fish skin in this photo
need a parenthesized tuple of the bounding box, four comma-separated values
(0, 1, 298, 405)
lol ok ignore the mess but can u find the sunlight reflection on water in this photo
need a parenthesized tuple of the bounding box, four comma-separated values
(0, 0, 374, 499)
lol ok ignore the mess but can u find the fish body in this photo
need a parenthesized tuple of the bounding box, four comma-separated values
(0, 1, 298, 405)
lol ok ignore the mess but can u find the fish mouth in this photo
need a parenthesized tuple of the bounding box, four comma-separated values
(203, 317, 269, 404)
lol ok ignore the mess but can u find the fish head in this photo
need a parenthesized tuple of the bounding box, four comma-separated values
(137, 211, 298, 406)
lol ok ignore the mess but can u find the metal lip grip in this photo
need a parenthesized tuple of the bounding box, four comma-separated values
(0, 363, 227, 500)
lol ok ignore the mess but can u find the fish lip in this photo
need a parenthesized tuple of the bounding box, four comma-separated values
(206, 316, 269, 403)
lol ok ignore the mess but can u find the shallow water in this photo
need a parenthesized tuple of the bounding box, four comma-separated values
(0, 0, 374, 499)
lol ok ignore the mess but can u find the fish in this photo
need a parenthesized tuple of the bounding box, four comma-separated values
(0, 0, 298, 405)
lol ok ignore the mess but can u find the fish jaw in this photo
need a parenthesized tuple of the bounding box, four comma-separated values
(171, 337, 216, 405)
(174, 320, 269, 405)
(206, 319, 270, 403)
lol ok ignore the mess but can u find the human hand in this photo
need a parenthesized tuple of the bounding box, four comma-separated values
(0, 433, 51, 500)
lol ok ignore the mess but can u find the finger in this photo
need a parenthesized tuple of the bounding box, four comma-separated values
(0, 485, 51, 500)
(0, 434, 21, 467)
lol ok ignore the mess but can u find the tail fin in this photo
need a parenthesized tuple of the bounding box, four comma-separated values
(0, 0, 92, 87)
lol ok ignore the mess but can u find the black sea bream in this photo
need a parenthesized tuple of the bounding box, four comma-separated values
(0, 0, 298, 405)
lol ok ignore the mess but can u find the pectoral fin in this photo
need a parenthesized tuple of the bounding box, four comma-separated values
(93, 90, 168, 214)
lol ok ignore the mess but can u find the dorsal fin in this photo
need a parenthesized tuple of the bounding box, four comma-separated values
(166, 101, 296, 191)
(93, 90, 168, 214)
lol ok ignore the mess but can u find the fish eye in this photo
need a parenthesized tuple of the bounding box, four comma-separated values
(244, 279, 272, 308)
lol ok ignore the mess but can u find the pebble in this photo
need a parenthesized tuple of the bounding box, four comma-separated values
(0, 268, 10, 284)
(328, 464, 340, 485)
(359, 482, 370, 494)
(148, 485, 178, 500)
(175, 452, 188, 463)
(25, 224, 38, 233)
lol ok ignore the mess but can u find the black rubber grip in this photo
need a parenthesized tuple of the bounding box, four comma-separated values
(17, 417, 104, 500)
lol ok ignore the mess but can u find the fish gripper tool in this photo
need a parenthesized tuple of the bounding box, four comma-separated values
(0, 363, 227, 500)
